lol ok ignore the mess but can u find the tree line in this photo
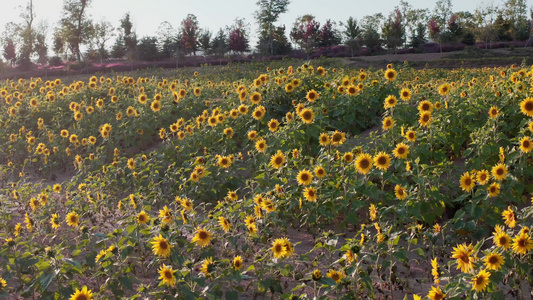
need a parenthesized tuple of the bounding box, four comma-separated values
(2, 0, 532, 70)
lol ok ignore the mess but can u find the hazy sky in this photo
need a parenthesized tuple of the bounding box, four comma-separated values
(0, 0, 520, 49)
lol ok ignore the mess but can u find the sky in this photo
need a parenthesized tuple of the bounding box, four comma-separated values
(0, 0, 522, 50)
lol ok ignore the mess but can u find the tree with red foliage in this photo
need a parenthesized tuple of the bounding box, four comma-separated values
(228, 18, 249, 54)
(290, 15, 320, 59)
(3, 38, 16, 66)
(180, 14, 199, 56)
(318, 20, 341, 48)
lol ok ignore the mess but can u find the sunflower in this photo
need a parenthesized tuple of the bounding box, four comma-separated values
(384, 69, 397, 81)
(419, 111, 432, 127)
(151, 100, 161, 112)
(138, 94, 148, 104)
(314, 166, 326, 178)
(303, 187, 317, 202)
(250, 92, 262, 104)
(431, 258, 440, 284)
(493, 227, 512, 249)
(483, 252, 504, 271)
(0, 277, 6, 292)
(405, 130, 416, 142)
(159, 205, 173, 224)
(512, 232, 533, 254)
(384, 95, 397, 109)
(520, 97, 533, 117)
(151, 235, 172, 258)
(299, 108, 314, 124)
(382, 116, 394, 130)
(400, 88, 412, 101)
(355, 153, 373, 174)
(438, 83, 451, 96)
(252, 105, 266, 120)
(519, 136, 533, 153)
(66, 211, 80, 227)
(476, 170, 489, 185)
(346, 85, 358, 95)
(200, 257, 214, 276)
(255, 138, 267, 153)
(50, 213, 61, 229)
(373, 152, 391, 171)
(451, 243, 475, 273)
(218, 216, 232, 232)
(233, 256, 243, 270)
(488, 106, 499, 118)
(272, 238, 287, 258)
(369, 204, 377, 221)
(247, 130, 257, 140)
(285, 83, 294, 93)
(470, 269, 491, 292)
(137, 211, 150, 225)
(69, 286, 93, 300)
(394, 184, 407, 200)
(491, 163, 507, 181)
(459, 172, 476, 192)
(158, 264, 176, 287)
(297, 169, 313, 185)
(330, 131, 346, 146)
(418, 100, 433, 113)
(318, 133, 330, 146)
(192, 228, 212, 248)
(306, 89, 319, 102)
(267, 119, 280, 132)
(218, 155, 232, 168)
(343, 152, 354, 163)
(487, 182, 500, 197)
(194, 87, 201, 96)
(326, 269, 344, 284)
(270, 150, 286, 169)
(393, 143, 409, 159)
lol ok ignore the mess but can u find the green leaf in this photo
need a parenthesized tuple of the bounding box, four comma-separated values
(119, 276, 133, 290)
(39, 272, 55, 292)
(393, 250, 408, 263)
(225, 291, 238, 300)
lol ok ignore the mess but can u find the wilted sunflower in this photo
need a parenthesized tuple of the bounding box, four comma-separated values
(459, 172, 475, 192)
(373, 152, 391, 171)
(192, 228, 212, 248)
(483, 252, 504, 271)
(158, 264, 176, 287)
(69, 286, 93, 300)
(270, 150, 286, 169)
(491, 163, 507, 181)
(520, 97, 533, 117)
(393, 143, 409, 159)
(299, 108, 314, 124)
(355, 153, 373, 175)
(151, 235, 172, 258)
(297, 169, 313, 185)
(66, 211, 80, 227)
(451, 243, 475, 273)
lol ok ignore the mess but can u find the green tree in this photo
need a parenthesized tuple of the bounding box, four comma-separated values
(180, 14, 199, 56)
(341, 17, 362, 57)
(382, 9, 405, 52)
(137, 36, 159, 61)
(91, 19, 114, 62)
(58, 0, 93, 61)
(157, 21, 178, 59)
(361, 13, 383, 52)
(255, 0, 290, 55)
(198, 29, 212, 55)
(211, 28, 228, 56)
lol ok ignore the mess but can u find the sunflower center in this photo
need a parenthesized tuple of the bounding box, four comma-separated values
(459, 253, 470, 263)
(275, 157, 283, 165)
(164, 270, 172, 279)
(397, 147, 405, 154)
(303, 112, 312, 120)
(488, 256, 498, 264)
(377, 157, 387, 165)
(398, 189, 404, 196)
(518, 239, 526, 247)
(497, 169, 503, 175)
(524, 141, 530, 148)
(199, 231, 208, 240)
(275, 244, 282, 252)
(422, 104, 429, 110)
(359, 159, 370, 169)
(159, 241, 168, 249)
(464, 178, 472, 186)
(308, 190, 315, 197)
(475, 276, 484, 285)
(526, 102, 533, 111)
(76, 295, 88, 300)
(301, 174, 309, 181)
(139, 215, 146, 222)
(423, 115, 430, 122)
(499, 237, 508, 245)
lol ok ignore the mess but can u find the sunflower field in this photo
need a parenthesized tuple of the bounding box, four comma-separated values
(0, 58, 532, 299)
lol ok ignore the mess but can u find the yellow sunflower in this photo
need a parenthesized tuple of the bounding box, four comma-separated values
(459, 172, 476, 192)
(451, 243, 475, 273)
(476, 170, 490, 185)
(519, 136, 533, 153)
(471, 269, 490, 292)
(488, 106, 499, 118)
(296, 169, 313, 185)
(405, 130, 416, 142)
(483, 252, 504, 271)
(137, 211, 150, 225)
(512, 232, 533, 254)
(330, 131, 346, 146)
(255, 138, 267, 153)
(419, 111, 432, 127)
(520, 97, 533, 117)
(69, 286, 93, 300)
(394, 184, 407, 200)
(488, 182, 500, 197)
(382, 116, 394, 130)
(271, 238, 287, 258)
(192, 228, 212, 248)
(299, 108, 315, 124)
(384, 95, 398, 109)
(355, 153, 373, 174)
(400, 88, 412, 101)
(233, 256, 243, 270)
(270, 150, 286, 169)
(318, 133, 330, 146)
(392, 143, 409, 159)
(491, 163, 507, 181)
(151, 235, 172, 258)
(200, 257, 214, 276)
(158, 264, 176, 287)
(373, 152, 391, 171)
(326, 269, 345, 284)
(384, 69, 397, 81)
(303, 186, 317, 202)
(218, 216, 232, 232)
(66, 211, 80, 227)
(314, 166, 326, 178)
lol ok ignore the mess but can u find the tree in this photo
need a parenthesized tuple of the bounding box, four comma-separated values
(446, 14, 463, 42)
(428, 18, 442, 51)
(361, 13, 383, 52)
(382, 9, 405, 52)
(157, 21, 178, 59)
(180, 14, 199, 56)
(18, 0, 35, 67)
(198, 29, 212, 55)
(318, 20, 341, 47)
(255, 0, 290, 55)
(3, 38, 16, 66)
(409, 22, 427, 48)
(34, 32, 47, 67)
(58, 0, 93, 61)
(290, 15, 320, 58)
(137, 36, 159, 61)
(111, 13, 137, 60)
(342, 17, 362, 57)
(92, 19, 114, 62)
(211, 28, 228, 56)
(473, 3, 497, 48)
(228, 18, 250, 54)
